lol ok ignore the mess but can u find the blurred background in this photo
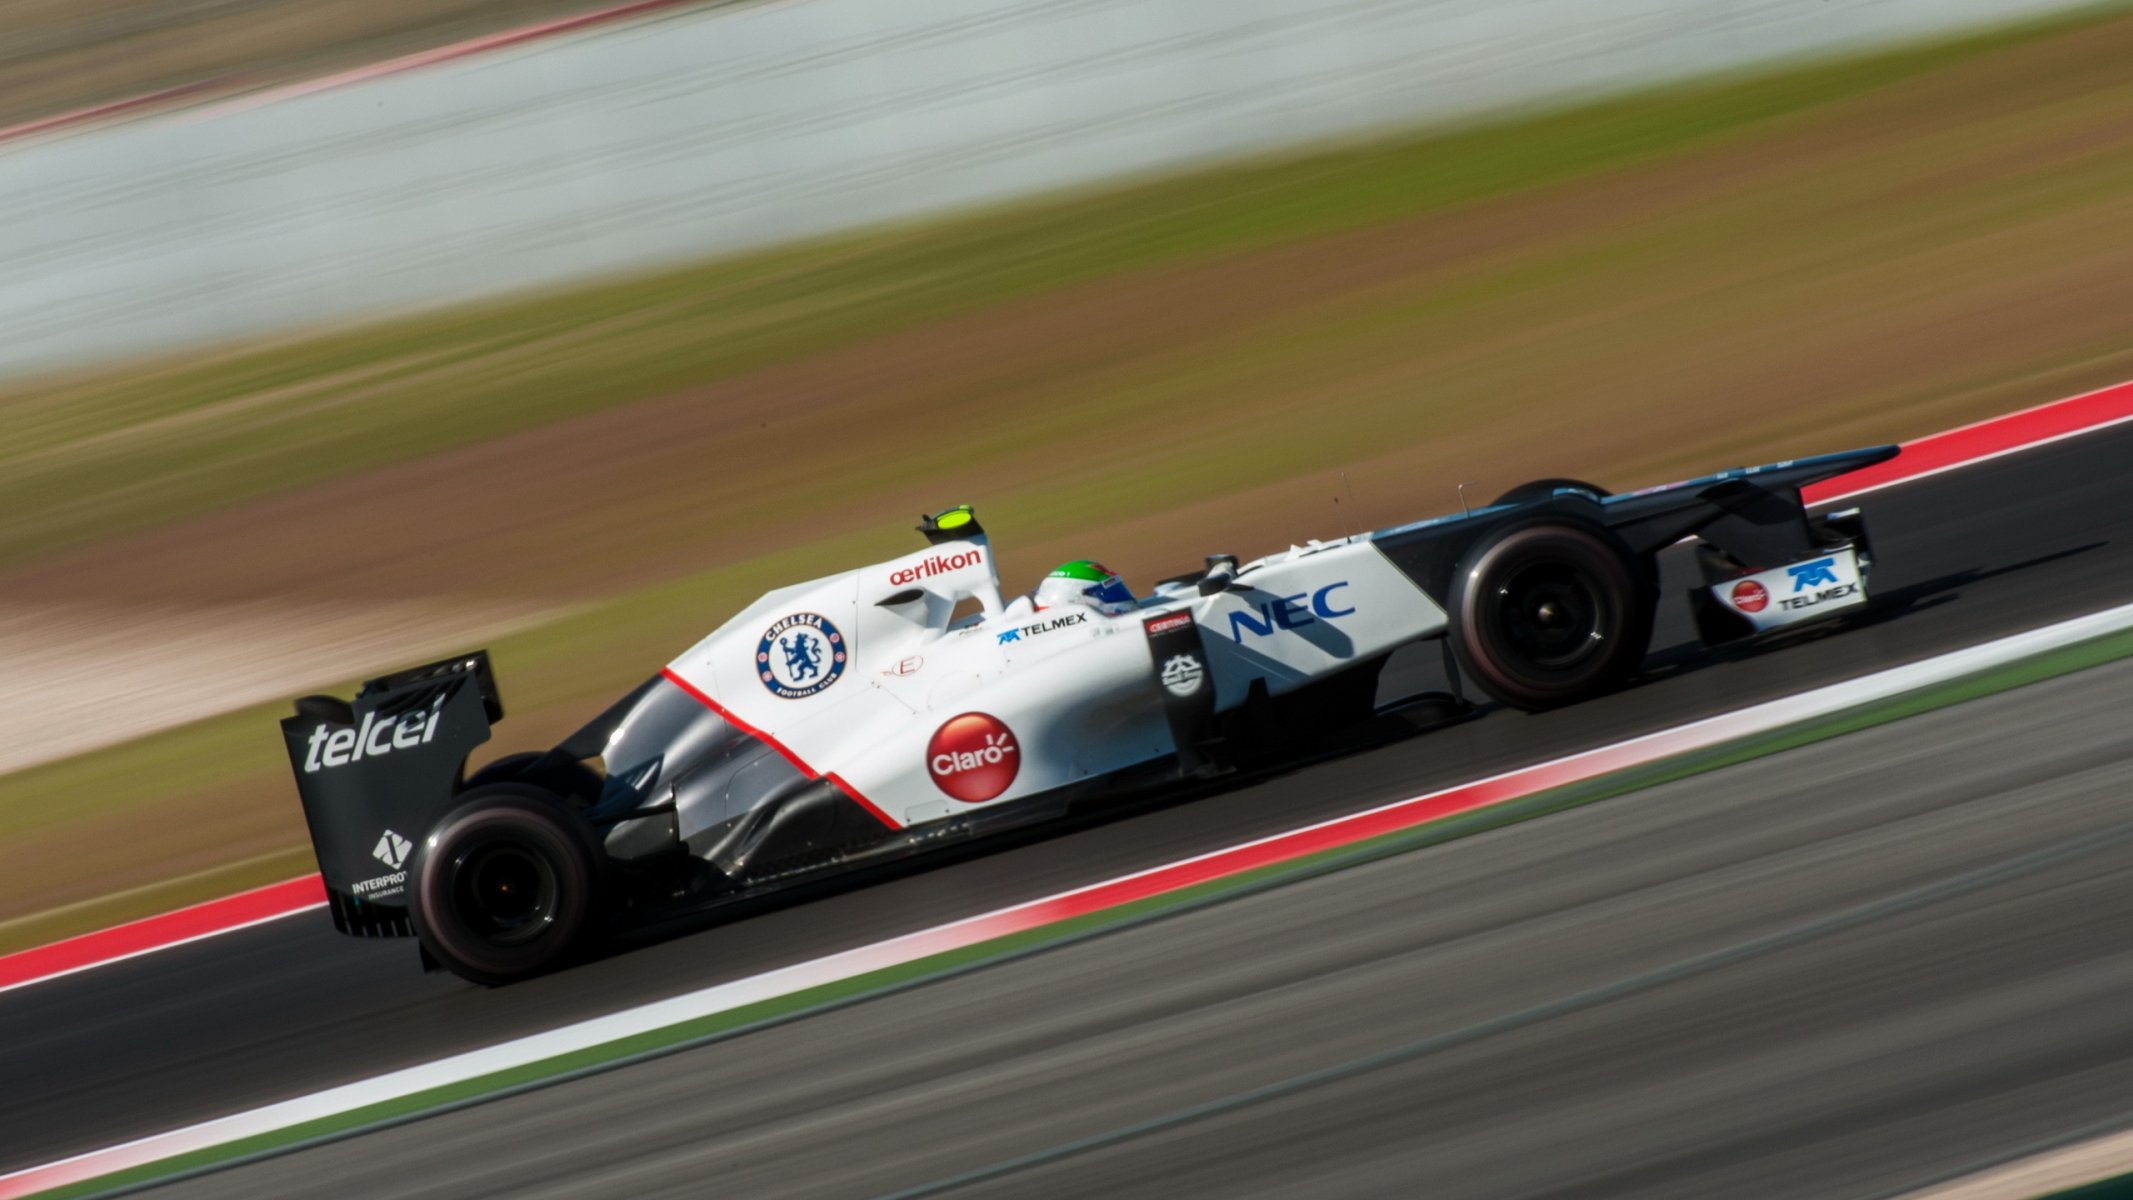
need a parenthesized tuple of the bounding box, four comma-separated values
(2, 0, 2130, 975)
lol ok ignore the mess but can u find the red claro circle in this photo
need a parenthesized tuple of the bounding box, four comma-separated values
(1731, 579, 1770, 613)
(927, 713, 1020, 802)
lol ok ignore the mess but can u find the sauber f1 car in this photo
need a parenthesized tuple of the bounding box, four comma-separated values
(285, 446, 1895, 983)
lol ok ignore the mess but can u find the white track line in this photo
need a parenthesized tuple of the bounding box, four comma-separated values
(1902, 1128, 2133, 1199)
(8, 599, 2133, 1198)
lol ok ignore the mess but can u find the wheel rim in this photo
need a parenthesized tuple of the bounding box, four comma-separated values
(448, 839, 560, 947)
(1490, 561, 1606, 671)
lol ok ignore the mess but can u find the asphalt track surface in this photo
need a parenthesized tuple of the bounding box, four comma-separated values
(4, 424, 2130, 1188)
(152, 653, 2133, 1199)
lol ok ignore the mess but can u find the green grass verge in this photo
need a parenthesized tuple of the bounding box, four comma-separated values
(0, 6, 2106, 570)
(2045, 1173, 2133, 1199)
(43, 618, 2133, 1199)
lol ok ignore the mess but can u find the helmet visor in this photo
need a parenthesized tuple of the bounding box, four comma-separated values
(1083, 575, 1134, 609)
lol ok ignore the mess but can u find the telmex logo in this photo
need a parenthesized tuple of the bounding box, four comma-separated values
(1228, 581, 1355, 643)
(997, 611, 1087, 644)
(301, 697, 446, 774)
(889, 548, 984, 586)
(1788, 557, 1840, 592)
(1780, 582, 1859, 612)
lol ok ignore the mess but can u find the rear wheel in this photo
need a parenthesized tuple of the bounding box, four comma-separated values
(461, 750, 602, 804)
(409, 787, 604, 985)
(1449, 521, 1652, 710)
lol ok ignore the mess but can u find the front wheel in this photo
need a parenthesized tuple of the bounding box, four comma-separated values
(409, 787, 604, 985)
(1449, 521, 1653, 710)
(1492, 477, 1610, 506)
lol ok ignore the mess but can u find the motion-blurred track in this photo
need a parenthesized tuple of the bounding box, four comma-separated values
(150, 650, 2133, 1199)
(4, 423, 2131, 1191)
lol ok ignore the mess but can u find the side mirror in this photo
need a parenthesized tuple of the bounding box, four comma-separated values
(1197, 554, 1240, 596)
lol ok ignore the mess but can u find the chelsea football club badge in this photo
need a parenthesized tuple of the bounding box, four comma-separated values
(757, 613, 847, 699)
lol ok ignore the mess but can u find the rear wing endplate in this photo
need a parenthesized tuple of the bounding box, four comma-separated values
(280, 650, 498, 936)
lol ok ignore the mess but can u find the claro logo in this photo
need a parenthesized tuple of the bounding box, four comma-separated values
(1730, 579, 1770, 613)
(927, 712, 1020, 803)
(301, 698, 446, 774)
(888, 548, 984, 586)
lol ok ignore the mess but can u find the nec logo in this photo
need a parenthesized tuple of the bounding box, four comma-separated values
(1227, 582, 1355, 643)
(1788, 558, 1840, 591)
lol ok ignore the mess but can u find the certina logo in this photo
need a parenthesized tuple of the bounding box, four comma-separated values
(757, 612, 847, 699)
(1228, 581, 1355, 643)
(1161, 654, 1204, 697)
(997, 610, 1088, 644)
(927, 713, 1020, 803)
(302, 697, 446, 774)
(1788, 558, 1841, 591)
(373, 830, 412, 870)
(1730, 579, 1769, 613)
(888, 548, 984, 587)
(1143, 611, 1193, 638)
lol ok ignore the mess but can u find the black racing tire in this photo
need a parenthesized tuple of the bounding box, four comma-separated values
(1449, 521, 1653, 711)
(1492, 477, 1611, 506)
(409, 787, 605, 986)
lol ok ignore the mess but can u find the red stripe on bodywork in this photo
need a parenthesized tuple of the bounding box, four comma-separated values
(828, 774, 900, 829)
(659, 667, 899, 829)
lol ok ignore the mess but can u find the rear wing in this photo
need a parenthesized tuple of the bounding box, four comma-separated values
(280, 651, 499, 937)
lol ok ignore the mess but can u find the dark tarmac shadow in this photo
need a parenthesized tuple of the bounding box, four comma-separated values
(1636, 540, 2107, 685)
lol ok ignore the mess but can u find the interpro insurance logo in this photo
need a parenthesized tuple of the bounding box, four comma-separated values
(372, 830, 412, 870)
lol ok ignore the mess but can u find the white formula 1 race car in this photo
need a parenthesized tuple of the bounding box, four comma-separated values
(284, 446, 1894, 983)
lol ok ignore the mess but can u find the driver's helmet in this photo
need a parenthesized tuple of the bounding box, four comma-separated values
(1033, 560, 1136, 615)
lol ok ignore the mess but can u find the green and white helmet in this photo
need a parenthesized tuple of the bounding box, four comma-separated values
(1033, 560, 1136, 615)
